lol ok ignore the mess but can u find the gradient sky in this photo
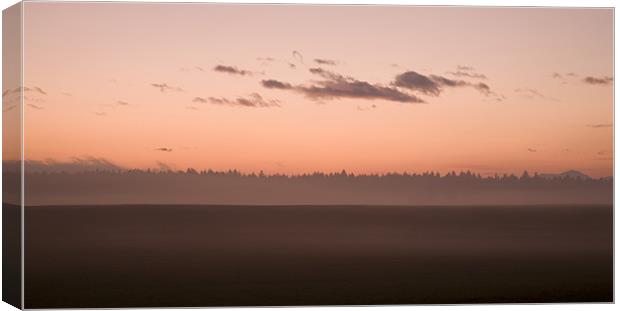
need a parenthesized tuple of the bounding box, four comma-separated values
(11, 3, 614, 177)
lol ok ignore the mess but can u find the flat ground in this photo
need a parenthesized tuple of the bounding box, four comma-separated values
(24, 204, 613, 308)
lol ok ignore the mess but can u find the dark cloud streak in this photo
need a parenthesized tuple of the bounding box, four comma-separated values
(261, 79, 293, 89)
(583, 76, 613, 85)
(262, 68, 424, 103)
(151, 83, 183, 92)
(447, 71, 487, 79)
(314, 58, 337, 65)
(587, 124, 612, 128)
(194, 93, 280, 108)
(213, 65, 253, 76)
(27, 104, 43, 110)
(394, 71, 493, 97)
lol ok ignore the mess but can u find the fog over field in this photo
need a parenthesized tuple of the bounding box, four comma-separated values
(23, 204, 612, 308)
(3, 163, 611, 206)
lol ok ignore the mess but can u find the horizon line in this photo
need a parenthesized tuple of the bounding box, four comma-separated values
(6, 167, 612, 179)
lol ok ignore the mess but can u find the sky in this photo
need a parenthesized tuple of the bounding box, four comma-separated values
(7, 3, 614, 177)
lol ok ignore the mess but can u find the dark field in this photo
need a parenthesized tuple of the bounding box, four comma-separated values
(24, 204, 612, 308)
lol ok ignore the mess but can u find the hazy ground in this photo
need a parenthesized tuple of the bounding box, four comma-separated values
(24, 204, 612, 308)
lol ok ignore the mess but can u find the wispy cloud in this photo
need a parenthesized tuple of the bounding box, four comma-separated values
(25, 96, 46, 103)
(213, 65, 253, 76)
(27, 103, 44, 110)
(4, 87, 42, 106)
(5, 86, 47, 96)
(514, 88, 558, 101)
(257, 57, 276, 62)
(292, 50, 304, 64)
(356, 104, 377, 111)
(551, 72, 581, 85)
(262, 79, 294, 89)
(257, 57, 297, 69)
(21, 86, 46, 95)
(457, 65, 475, 71)
(583, 76, 613, 85)
(393, 70, 493, 97)
(192, 97, 209, 104)
(393, 71, 446, 95)
(447, 71, 487, 79)
(151, 83, 183, 92)
(193, 93, 280, 108)
(473, 82, 493, 96)
(552, 72, 578, 79)
(314, 58, 337, 66)
(262, 68, 424, 103)
(447, 65, 487, 79)
(93, 111, 107, 117)
(587, 123, 612, 128)
(2, 105, 16, 112)
(21, 157, 124, 173)
(32, 86, 47, 95)
(527, 148, 537, 153)
(155, 147, 173, 152)
(26, 86, 46, 95)
(180, 66, 205, 72)
(117, 101, 129, 106)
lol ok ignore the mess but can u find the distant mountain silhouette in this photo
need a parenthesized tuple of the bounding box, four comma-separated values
(539, 170, 592, 180)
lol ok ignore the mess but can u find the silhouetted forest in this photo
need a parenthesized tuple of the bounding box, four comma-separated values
(4, 167, 612, 205)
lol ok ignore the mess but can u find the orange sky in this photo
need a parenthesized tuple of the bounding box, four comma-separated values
(11, 3, 614, 177)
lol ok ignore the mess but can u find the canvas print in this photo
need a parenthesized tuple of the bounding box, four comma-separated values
(2, 2, 614, 309)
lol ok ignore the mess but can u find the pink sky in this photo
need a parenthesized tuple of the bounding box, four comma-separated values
(9, 3, 614, 177)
